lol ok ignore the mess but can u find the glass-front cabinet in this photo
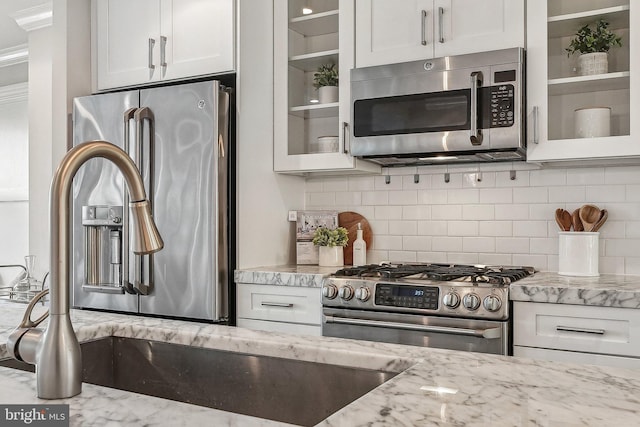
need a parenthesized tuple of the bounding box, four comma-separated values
(527, 0, 640, 163)
(273, 0, 380, 174)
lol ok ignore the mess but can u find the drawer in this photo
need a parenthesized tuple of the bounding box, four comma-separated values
(514, 346, 640, 370)
(513, 302, 640, 358)
(236, 283, 321, 325)
(237, 318, 321, 336)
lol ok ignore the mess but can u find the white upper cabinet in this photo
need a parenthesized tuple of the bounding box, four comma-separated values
(527, 0, 639, 163)
(93, 0, 235, 91)
(273, 0, 380, 174)
(355, 0, 524, 68)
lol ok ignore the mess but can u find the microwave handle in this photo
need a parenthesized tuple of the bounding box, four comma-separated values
(470, 71, 483, 146)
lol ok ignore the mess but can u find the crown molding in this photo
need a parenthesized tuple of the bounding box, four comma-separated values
(0, 44, 28, 69)
(10, 2, 53, 32)
(0, 82, 28, 105)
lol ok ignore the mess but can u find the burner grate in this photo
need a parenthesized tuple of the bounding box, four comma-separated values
(333, 263, 534, 285)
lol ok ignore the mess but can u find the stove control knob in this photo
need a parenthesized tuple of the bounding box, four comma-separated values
(462, 293, 481, 311)
(322, 284, 338, 299)
(355, 287, 370, 302)
(483, 295, 502, 312)
(338, 285, 354, 301)
(442, 292, 460, 308)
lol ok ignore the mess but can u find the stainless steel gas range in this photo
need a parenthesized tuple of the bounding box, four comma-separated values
(322, 263, 535, 355)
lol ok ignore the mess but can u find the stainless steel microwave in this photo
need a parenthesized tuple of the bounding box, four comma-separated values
(350, 48, 525, 166)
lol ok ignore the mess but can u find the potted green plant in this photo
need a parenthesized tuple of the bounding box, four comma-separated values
(566, 19, 622, 76)
(313, 63, 339, 104)
(312, 226, 348, 266)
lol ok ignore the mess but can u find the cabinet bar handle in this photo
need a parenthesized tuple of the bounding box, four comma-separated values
(556, 326, 605, 335)
(160, 36, 167, 68)
(470, 71, 483, 145)
(421, 10, 428, 46)
(148, 38, 156, 70)
(342, 122, 350, 154)
(438, 7, 444, 43)
(533, 106, 539, 144)
(261, 302, 294, 308)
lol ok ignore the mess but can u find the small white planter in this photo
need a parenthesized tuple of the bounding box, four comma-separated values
(578, 52, 608, 76)
(574, 107, 611, 138)
(318, 246, 344, 267)
(318, 86, 338, 104)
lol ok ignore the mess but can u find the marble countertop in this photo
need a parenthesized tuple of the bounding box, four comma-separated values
(235, 265, 640, 308)
(1, 301, 640, 426)
(511, 272, 640, 307)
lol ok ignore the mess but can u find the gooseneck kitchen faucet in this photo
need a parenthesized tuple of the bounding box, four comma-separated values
(7, 141, 164, 399)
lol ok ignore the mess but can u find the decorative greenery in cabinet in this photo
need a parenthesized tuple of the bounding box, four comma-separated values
(527, 0, 640, 163)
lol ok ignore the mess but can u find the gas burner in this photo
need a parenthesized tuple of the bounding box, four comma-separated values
(333, 263, 535, 286)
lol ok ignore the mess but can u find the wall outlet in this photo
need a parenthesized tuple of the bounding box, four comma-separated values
(288, 210, 297, 222)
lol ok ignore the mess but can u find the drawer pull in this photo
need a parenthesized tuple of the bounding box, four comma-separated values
(556, 326, 605, 335)
(261, 302, 294, 308)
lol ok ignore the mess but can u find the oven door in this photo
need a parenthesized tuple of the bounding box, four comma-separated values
(323, 307, 509, 356)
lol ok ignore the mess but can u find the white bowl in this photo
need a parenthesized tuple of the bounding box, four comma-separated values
(310, 136, 339, 153)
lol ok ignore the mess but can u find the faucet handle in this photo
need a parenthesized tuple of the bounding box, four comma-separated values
(18, 288, 50, 329)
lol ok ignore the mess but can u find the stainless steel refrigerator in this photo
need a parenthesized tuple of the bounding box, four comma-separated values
(71, 80, 231, 322)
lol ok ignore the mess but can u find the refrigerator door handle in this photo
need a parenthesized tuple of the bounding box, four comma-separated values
(121, 108, 138, 294)
(132, 107, 155, 296)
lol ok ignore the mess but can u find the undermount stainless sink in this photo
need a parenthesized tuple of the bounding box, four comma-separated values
(1, 337, 397, 426)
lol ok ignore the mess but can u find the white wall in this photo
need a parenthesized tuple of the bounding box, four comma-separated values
(0, 83, 29, 283)
(305, 163, 640, 274)
(236, 0, 305, 268)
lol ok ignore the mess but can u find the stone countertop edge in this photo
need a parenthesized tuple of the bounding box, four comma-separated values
(1, 303, 640, 425)
(510, 271, 640, 307)
(234, 264, 337, 288)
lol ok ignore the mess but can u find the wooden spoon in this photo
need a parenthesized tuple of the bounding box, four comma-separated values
(555, 208, 572, 231)
(579, 204, 601, 232)
(591, 209, 608, 232)
(571, 209, 584, 232)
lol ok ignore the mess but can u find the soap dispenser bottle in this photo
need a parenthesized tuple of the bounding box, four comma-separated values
(352, 223, 367, 266)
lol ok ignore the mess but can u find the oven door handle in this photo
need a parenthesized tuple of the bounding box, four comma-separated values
(324, 315, 501, 339)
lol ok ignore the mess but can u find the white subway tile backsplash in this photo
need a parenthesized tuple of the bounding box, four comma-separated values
(479, 188, 513, 204)
(567, 168, 605, 185)
(389, 220, 418, 236)
(374, 206, 403, 220)
(548, 186, 586, 203)
(417, 220, 448, 236)
(448, 189, 479, 204)
(362, 191, 389, 206)
(418, 190, 448, 205)
(432, 236, 463, 252)
(389, 190, 418, 205)
(402, 236, 432, 251)
(479, 221, 513, 237)
(402, 205, 431, 220)
(513, 221, 548, 237)
(432, 205, 462, 220)
(448, 221, 479, 236)
(462, 237, 495, 253)
(585, 185, 627, 203)
(462, 205, 494, 220)
(304, 164, 640, 273)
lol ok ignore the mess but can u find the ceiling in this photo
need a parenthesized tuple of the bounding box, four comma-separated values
(0, 0, 48, 86)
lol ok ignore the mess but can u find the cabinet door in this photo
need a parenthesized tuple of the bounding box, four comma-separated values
(526, 1, 639, 163)
(94, 0, 162, 90)
(433, 0, 524, 57)
(355, 0, 433, 68)
(160, 0, 235, 81)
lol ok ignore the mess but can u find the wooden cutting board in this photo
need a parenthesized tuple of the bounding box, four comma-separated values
(338, 212, 373, 266)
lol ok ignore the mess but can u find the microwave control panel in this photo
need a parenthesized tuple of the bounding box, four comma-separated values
(490, 84, 515, 128)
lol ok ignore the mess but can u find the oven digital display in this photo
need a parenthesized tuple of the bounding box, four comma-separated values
(375, 284, 439, 309)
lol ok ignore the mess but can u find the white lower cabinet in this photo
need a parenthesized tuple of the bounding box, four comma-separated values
(513, 301, 640, 369)
(236, 283, 322, 336)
